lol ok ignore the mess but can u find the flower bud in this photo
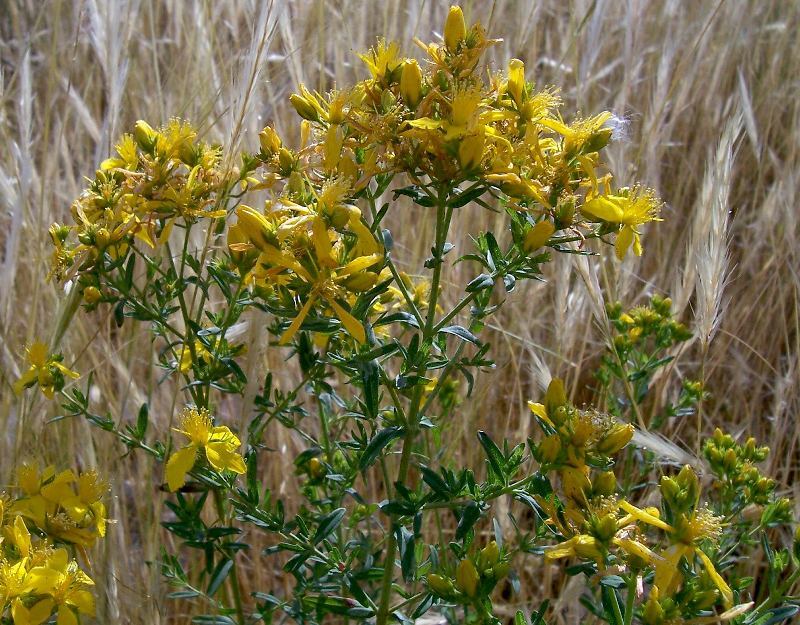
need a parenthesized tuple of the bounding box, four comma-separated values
(290, 93, 320, 122)
(561, 466, 592, 502)
(258, 126, 282, 157)
(458, 133, 485, 171)
(49, 223, 70, 246)
(344, 272, 379, 293)
(537, 435, 561, 463)
(523, 220, 555, 253)
(400, 59, 423, 108)
(544, 378, 567, 417)
(596, 423, 634, 456)
(308, 457, 326, 479)
(584, 127, 612, 153)
(642, 591, 664, 625)
(426, 574, 454, 597)
(94, 228, 111, 250)
(278, 148, 296, 174)
(455, 559, 479, 597)
(83, 286, 102, 305)
(592, 470, 617, 497)
(723, 448, 738, 472)
(226, 223, 258, 272)
(506, 59, 526, 107)
(477, 541, 500, 571)
(593, 515, 618, 542)
(491, 562, 510, 580)
(444, 6, 467, 53)
(134, 120, 156, 150)
(572, 535, 602, 561)
(555, 197, 576, 228)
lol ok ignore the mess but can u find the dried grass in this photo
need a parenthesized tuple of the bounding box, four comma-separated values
(1, 1, 798, 622)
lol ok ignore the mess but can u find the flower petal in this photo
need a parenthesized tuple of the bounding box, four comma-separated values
(165, 446, 198, 492)
(205, 442, 246, 475)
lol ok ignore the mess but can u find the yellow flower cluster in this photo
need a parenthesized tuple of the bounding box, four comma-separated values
(165, 407, 246, 492)
(530, 380, 743, 619)
(49, 119, 227, 283)
(13, 342, 79, 400)
(0, 465, 107, 625)
(277, 5, 660, 258)
(426, 540, 510, 602)
(231, 196, 383, 345)
(222, 5, 664, 347)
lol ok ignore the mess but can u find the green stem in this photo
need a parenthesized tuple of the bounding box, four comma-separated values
(623, 574, 636, 625)
(213, 490, 246, 625)
(375, 189, 452, 625)
(432, 292, 477, 335)
(752, 567, 800, 616)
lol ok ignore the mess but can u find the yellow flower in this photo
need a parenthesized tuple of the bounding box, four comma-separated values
(165, 408, 246, 491)
(357, 39, 402, 83)
(23, 549, 95, 625)
(581, 186, 663, 260)
(544, 534, 604, 564)
(619, 500, 733, 607)
(14, 342, 79, 399)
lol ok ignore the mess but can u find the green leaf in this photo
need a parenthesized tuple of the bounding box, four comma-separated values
(114, 300, 125, 327)
(412, 594, 435, 619)
(192, 617, 237, 625)
(360, 426, 405, 472)
(466, 273, 494, 293)
(136, 402, 149, 438)
(313, 508, 346, 544)
(599, 575, 626, 589)
(439, 325, 481, 346)
(744, 605, 800, 625)
(448, 185, 487, 208)
(124, 254, 136, 290)
(358, 360, 380, 419)
(456, 501, 481, 541)
(206, 558, 234, 597)
(477, 431, 506, 484)
(167, 590, 201, 599)
(393, 185, 435, 207)
(600, 585, 623, 625)
(398, 526, 416, 581)
(421, 466, 450, 498)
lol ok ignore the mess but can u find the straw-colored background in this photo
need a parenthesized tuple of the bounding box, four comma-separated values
(1, 1, 798, 622)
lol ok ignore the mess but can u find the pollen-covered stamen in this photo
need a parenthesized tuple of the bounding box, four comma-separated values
(177, 408, 214, 446)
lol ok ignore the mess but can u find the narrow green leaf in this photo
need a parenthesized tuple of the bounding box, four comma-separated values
(477, 431, 506, 484)
(456, 501, 481, 541)
(206, 558, 234, 597)
(313, 508, 346, 544)
(136, 402, 149, 438)
(360, 426, 405, 472)
(439, 325, 481, 346)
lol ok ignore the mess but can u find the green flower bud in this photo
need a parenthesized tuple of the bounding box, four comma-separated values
(491, 562, 510, 580)
(427, 574, 454, 597)
(455, 559, 479, 597)
(592, 471, 617, 497)
(134, 120, 157, 150)
(596, 423, 634, 456)
(290, 94, 320, 122)
(478, 541, 500, 571)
